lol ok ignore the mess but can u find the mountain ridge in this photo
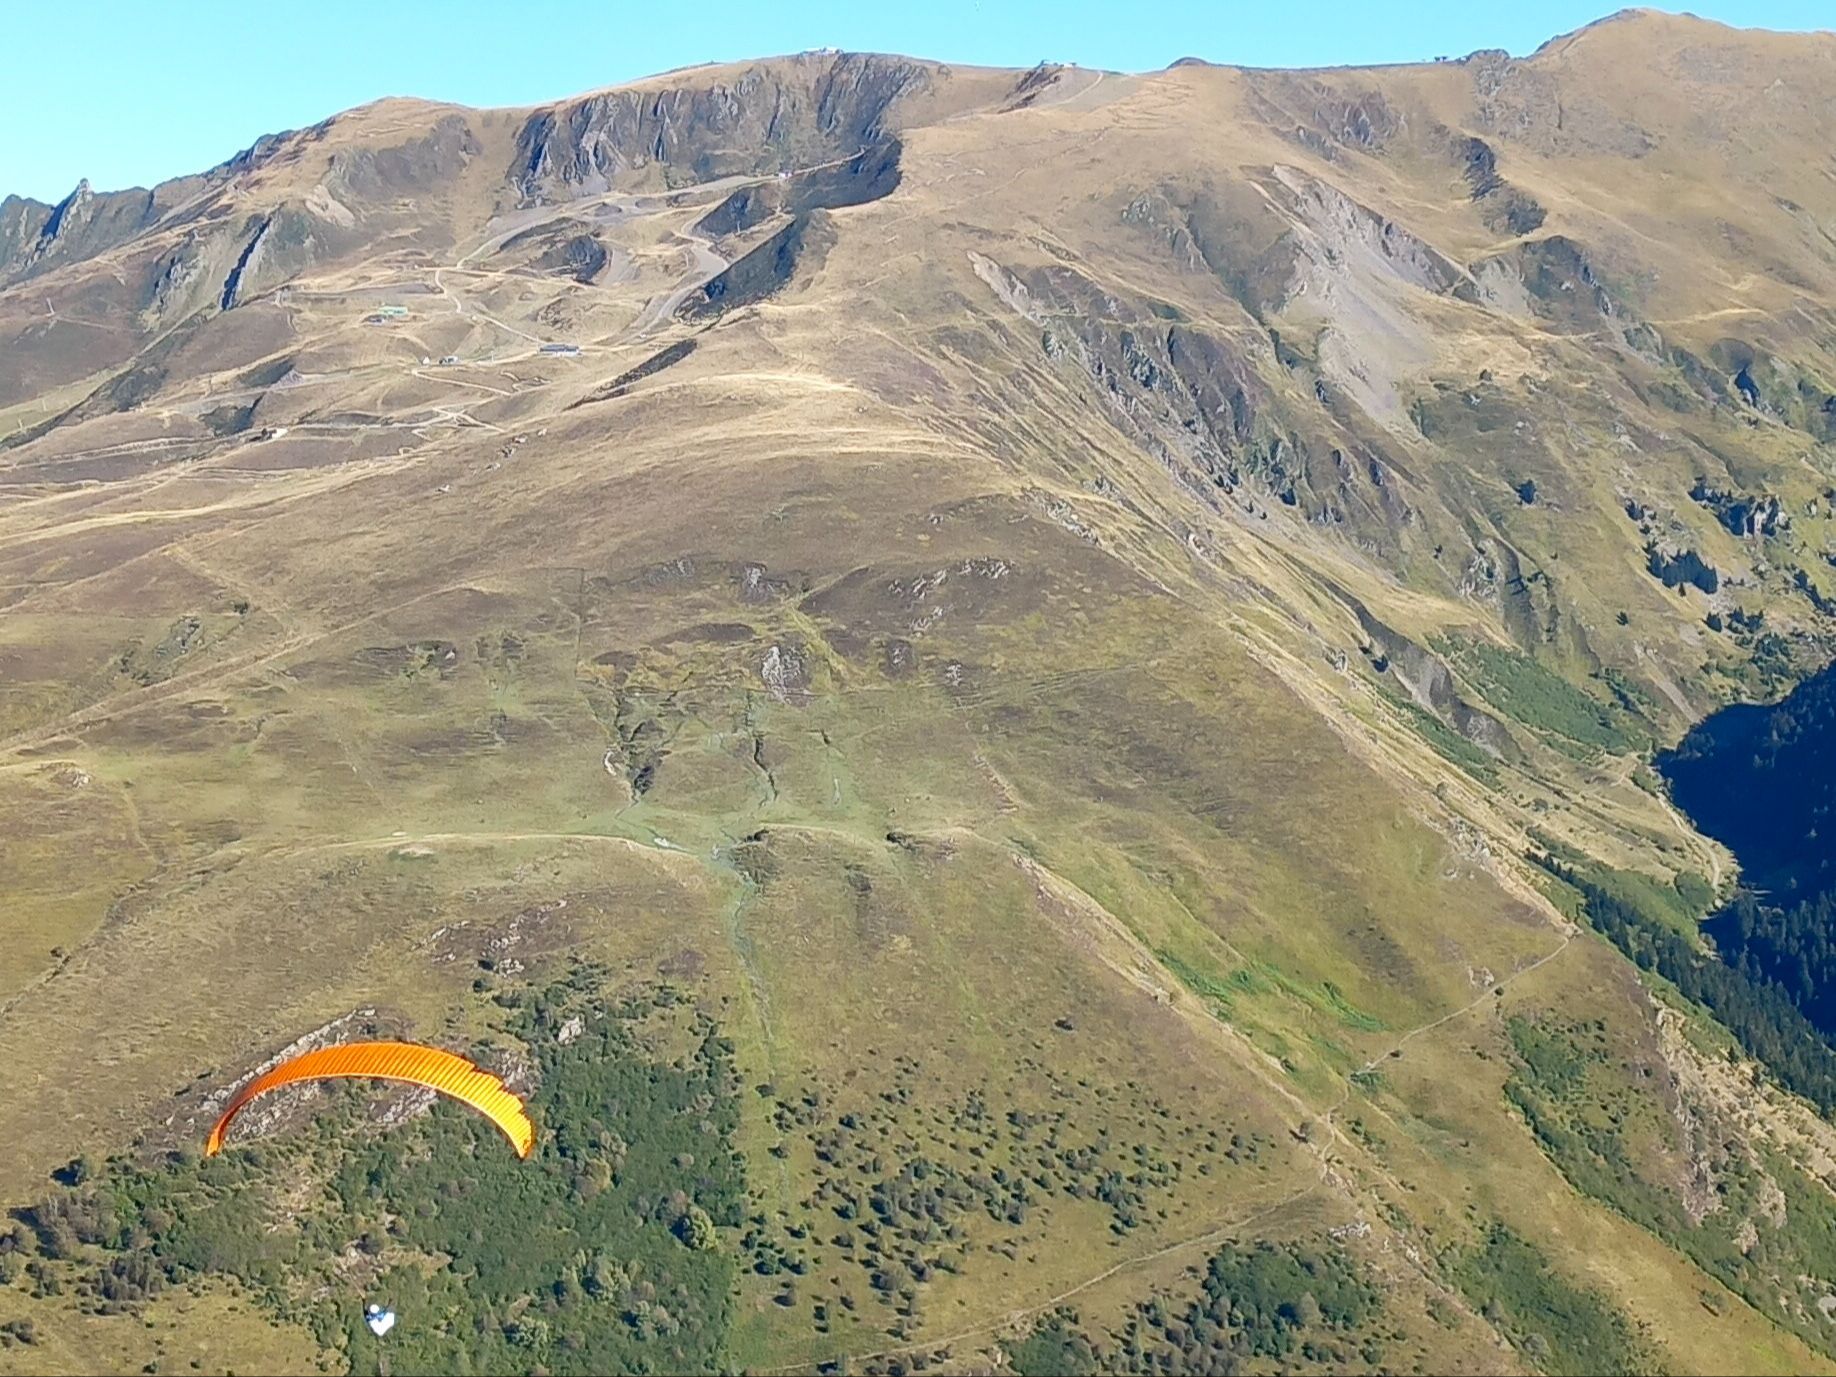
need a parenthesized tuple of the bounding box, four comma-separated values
(17, 5, 1830, 218)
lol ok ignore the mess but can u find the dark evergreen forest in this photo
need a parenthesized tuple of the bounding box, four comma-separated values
(1660, 661, 1836, 1045)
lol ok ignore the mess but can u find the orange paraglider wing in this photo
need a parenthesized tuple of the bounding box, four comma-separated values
(204, 1041, 534, 1158)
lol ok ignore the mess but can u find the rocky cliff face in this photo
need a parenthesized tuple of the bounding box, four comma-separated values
(0, 180, 171, 284)
(511, 53, 940, 199)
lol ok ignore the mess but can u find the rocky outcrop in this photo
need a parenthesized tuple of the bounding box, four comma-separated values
(143, 237, 213, 321)
(1126, 169, 1473, 438)
(1347, 599, 1515, 755)
(0, 195, 53, 272)
(1000, 63, 1066, 112)
(0, 180, 165, 285)
(695, 139, 901, 239)
(1265, 168, 1470, 301)
(681, 213, 833, 320)
(219, 215, 274, 310)
(1458, 137, 1547, 235)
(215, 208, 327, 311)
(1691, 479, 1788, 539)
(1240, 72, 1404, 160)
(974, 254, 1281, 508)
(535, 232, 611, 284)
(513, 54, 936, 201)
(568, 339, 697, 408)
(1472, 235, 1615, 329)
(973, 251, 1430, 540)
(1648, 544, 1721, 594)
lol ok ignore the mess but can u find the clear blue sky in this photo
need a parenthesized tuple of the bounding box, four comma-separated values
(3, 1, 1828, 202)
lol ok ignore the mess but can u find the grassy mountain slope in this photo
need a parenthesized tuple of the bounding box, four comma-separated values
(4, 12, 1836, 1373)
